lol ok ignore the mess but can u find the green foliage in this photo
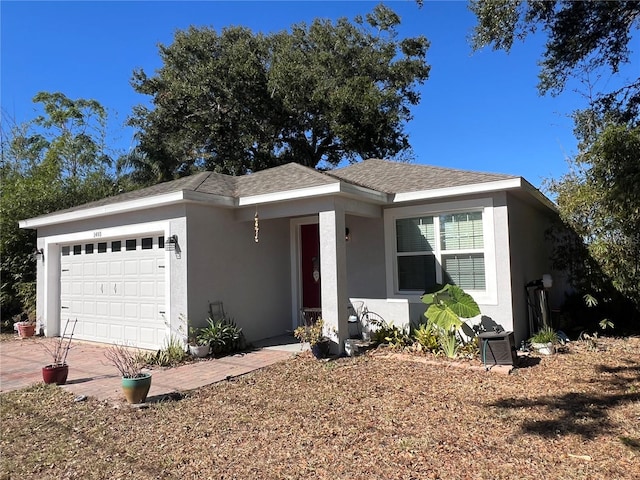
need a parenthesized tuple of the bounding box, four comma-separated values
(294, 318, 327, 346)
(198, 317, 245, 355)
(470, 1, 640, 123)
(141, 334, 187, 367)
(126, 4, 430, 181)
(1, 93, 118, 319)
(421, 284, 481, 332)
(412, 322, 439, 351)
(437, 331, 459, 359)
(546, 122, 640, 326)
(369, 317, 411, 349)
(529, 326, 560, 345)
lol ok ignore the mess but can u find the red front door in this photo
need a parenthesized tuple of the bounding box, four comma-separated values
(301, 224, 320, 309)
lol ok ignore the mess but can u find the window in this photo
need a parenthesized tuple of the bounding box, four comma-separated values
(112, 241, 121, 252)
(126, 239, 136, 251)
(141, 237, 153, 250)
(61, 246, 70, 256)
(73, 245, 82, 255)
(158, 236, 164, 249)
(395, 210, 485, 292)
(97, 242, 107, 253)
(85, 244, 94, 254)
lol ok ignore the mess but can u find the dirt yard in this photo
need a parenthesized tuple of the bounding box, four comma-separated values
(1, 336, 639, 479)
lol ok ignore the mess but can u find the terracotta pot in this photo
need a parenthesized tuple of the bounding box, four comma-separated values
(121, 373, 152, 404)
(17, 324, 36, 338)
(42, 364, 69, 385)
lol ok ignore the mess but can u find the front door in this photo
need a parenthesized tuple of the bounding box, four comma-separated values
(300, 223, 321, 310)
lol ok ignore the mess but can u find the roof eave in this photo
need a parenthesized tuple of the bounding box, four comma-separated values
(18, 190, 236, 229)
(237, 181, 389, 206)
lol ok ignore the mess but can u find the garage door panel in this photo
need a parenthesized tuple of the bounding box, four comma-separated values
(124, 303, 138, 319)
(139, 259, 156, 274)
(83, 262, 95, 276)
(110, 261, 122, 275)
(124, 282, 138, 297)
(124, 260, 138, 275)
(60, 235, 166, 350)
(109, 302, 123, 317)
(83, 301, 95, 314)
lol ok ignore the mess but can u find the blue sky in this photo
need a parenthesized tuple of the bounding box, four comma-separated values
(1, 1, 599, 189)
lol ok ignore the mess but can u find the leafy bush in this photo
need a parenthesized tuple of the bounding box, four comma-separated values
(369, 316, 410, 349)
(198, 317, 245, 354)
(412, 322, 439, 352)
(141, 334, 187, 367)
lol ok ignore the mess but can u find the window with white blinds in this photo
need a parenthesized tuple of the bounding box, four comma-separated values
(395, 211, 485, 292)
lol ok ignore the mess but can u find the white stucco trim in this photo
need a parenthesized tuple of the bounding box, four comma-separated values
(392, 178, 523, 203)
(19, 191, 233, 229)
(383, 197, 498, 306)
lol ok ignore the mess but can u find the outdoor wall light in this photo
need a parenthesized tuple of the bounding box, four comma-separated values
(542, 273, 553, 289)
(165, 235, 178, 252)
(33, 248, 45, 263)
(345, 227, 351, 242)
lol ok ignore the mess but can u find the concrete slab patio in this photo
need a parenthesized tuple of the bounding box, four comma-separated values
(0, 335, 302, 403)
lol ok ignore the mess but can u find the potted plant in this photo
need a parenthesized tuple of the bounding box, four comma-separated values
(294, 318, 331, 358)
(104, 343, 152, 404)
(41, 336, 73, 385)
(187, 326, 210, 358)
(529, 326, 559, 355)
(14, 313, 36, 338)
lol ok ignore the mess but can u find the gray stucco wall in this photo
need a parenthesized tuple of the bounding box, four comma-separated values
(185, 204, 292, 342)
(345, 215, 386, 299)
(506, 192, 558, 343)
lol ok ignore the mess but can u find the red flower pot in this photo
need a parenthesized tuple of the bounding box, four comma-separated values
(42, 364, 69, 385)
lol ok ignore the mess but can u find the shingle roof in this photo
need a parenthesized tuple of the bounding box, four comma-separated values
(328, 158, 517, 194)
(235, 163, 338, 197)
(25, 159, 521, 221)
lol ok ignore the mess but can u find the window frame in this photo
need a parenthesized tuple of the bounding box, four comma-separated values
(384, 198, 497, 305)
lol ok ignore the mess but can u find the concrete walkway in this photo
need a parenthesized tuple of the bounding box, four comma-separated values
(0, 335, 302, 403)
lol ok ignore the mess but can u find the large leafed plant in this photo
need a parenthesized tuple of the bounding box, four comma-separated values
(420, 284, 481, 332)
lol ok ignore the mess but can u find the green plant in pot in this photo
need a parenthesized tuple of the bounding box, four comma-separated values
(529, 326, 559, 355)
(294, 318, 330, 358)
(104, 343, 152, 404)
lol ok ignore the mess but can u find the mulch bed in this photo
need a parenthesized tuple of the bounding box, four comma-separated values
(1, 336, 639, 479)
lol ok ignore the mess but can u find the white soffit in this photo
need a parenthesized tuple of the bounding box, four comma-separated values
(238, 181, 388, 207)
(19, 190, 235, 229)
(392, 178, 524, 203)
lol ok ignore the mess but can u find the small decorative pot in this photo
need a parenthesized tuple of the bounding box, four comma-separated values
(121, 373, 152, 404)
(17, 323, 36, 338)
(189, 344, 210, 358)
(42, 364, 69, 385)
(531, 342, 555, 355)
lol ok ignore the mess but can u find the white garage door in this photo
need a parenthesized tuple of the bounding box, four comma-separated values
(60, 235, 167, 350)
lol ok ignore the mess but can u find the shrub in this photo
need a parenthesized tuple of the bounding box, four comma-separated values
(412, 322, 439, 351)
(198, 317, 245, 354)
(141, 334, 187, 367)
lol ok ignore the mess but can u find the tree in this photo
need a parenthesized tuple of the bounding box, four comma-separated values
(125, 4, 430, 181)
(0, 93, 116, 322)
(468, 1, 640, 324)
(469, 0, 640, 124)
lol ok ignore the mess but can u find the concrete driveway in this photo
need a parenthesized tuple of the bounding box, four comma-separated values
(0, 335, 300, 403)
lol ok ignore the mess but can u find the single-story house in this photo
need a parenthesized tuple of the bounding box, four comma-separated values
(19, 159, 560, 352)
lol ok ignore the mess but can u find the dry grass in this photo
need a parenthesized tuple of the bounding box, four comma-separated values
(1, 337, 639, 479)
